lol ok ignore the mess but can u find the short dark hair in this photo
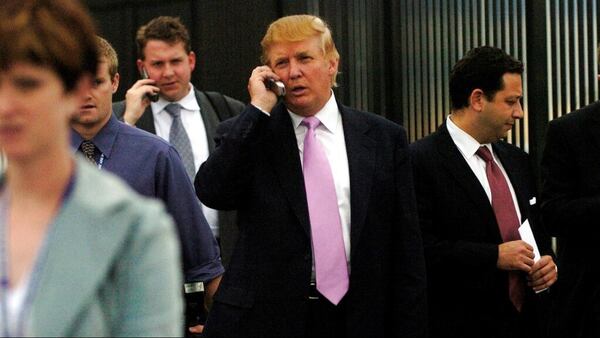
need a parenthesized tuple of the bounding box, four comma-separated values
(449, 46, 523, 110)
(136, 16, 191, 60)
(0, 0, 98, 91)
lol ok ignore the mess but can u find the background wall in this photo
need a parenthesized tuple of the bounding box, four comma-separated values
(84, 0, 600, 160)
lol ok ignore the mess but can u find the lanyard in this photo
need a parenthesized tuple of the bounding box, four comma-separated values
(97, 153, 105, 170)
(0, 175, 74, 336)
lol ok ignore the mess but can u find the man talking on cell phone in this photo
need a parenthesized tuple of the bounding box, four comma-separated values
(112, 16, 245, 270)
(195, 14, 427, 338)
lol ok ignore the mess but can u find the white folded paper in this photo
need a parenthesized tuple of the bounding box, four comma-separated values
(518, 220, 547, 293)
(518, 219, 540, 263)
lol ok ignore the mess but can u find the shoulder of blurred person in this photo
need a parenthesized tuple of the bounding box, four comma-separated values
(28, 157, 183, 336)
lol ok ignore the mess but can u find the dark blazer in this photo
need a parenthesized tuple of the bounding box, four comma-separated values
(195, 102, 427, 338)
(113, 88, 244, 266)
(410, 123, 552, 338)
(541, 102, 600, 338)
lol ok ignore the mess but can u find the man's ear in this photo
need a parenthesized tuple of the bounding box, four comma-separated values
(112, 73, 120, 94)
(136, 59, 144, 74)
(469, 89, 485, 112)
(188, 51, 196, 72)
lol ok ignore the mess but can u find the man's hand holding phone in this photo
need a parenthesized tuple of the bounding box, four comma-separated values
(122, 69, 160, 126)
(248, 66, 284, 114)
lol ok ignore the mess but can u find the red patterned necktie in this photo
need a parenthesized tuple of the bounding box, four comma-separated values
(476, 146, 525, 312)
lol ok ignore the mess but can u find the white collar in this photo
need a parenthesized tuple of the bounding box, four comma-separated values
(446, 115, 492, 159)
(152, 83, 200, 114)
(288, 91, 340, 133)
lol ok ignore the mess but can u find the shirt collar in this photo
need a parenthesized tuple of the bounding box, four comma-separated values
(446, 115, 492, 158)
(288, 91, 340, 133)
(152, 83, 199, 114)
(70, 114, 119, 159)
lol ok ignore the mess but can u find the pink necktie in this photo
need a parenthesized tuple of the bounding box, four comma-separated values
(302, 116, 349, 305)
(476, 146, 525, 312)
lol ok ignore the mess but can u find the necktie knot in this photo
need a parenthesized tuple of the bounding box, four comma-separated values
(476, 146, 494, 163)
(302, 116, 321, 131)
(164, 103, 182, 119)
(80, 140, 96, 165)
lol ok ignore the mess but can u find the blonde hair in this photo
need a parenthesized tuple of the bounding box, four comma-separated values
(261, 15, 339, 86)
(96, 36, 118, 79)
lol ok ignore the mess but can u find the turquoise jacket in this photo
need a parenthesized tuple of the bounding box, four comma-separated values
(22, 157, 183, 336)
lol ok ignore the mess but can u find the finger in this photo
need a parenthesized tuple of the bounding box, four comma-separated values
(252, 66, 278, 81)
(252, 66, 271, 76)
(520, 256, 535, 267)
(134, 78, 156, 87)
(528, 266, 545, 282)
(529, 258, 552, 276)
(529, 262, 543, 276)
(529, 266, 557, 288)
(189, 324, 204, 334)
(523, 251, 535, 260)
(143, 85, 160, 95)
(521, 241, 534, 252)
(517, 261, 532, 273)
(532, 272, 557, 291)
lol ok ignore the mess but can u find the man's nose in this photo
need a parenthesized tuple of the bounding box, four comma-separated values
(513, 101, 524, 119)
(289, 60, 302, 79)
(163, 63, 175, 77)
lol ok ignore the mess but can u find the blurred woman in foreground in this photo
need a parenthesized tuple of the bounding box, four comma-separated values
(0, 0, 183, 336)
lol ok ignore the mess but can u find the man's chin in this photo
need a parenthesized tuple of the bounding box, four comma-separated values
(70, 115, 99, 126)
(159, 87, 188, 102)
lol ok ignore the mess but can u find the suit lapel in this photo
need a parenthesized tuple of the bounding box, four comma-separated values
(435, 124, 500, 238)
(341, 106, 376, 258)
(138, 106, 156, 134)
(196, 90, 219, 152)
(30, 162, 129, 335)
(267, 104, 311, 237)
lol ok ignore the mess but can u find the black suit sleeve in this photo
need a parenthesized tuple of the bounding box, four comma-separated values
(541, 118, 600, 238)
(195, 105, 267, 210)
(393, 131, 428, 338)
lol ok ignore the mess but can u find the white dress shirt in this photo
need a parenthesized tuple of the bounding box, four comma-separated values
(446, 115, 522, 220)
(1, 276, 28, 336)
(151, 84, 219, 236)
(288, 92, 352, 264)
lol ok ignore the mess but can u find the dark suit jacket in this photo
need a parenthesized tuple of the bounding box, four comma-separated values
(113, 89, 244, 266)
(195, 102, 427, 338)
(541, 102, 600, 338)
(410, 123, 552, 338)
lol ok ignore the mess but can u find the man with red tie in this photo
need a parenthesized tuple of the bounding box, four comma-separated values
(410, 46, 557, 338)
(195, 14, 427, 338)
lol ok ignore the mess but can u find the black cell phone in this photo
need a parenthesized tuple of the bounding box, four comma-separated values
(265, 78, 286, 97)
(140, 67, 160, 102)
